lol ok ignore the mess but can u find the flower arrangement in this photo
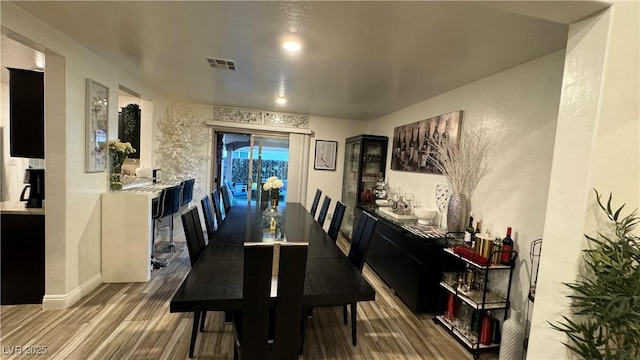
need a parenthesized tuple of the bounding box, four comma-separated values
(105, 139, 136, 167)
(262, 176, 285, 192)
(101, 139, 136, 191)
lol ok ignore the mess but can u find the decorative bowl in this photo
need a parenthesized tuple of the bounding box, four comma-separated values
(375, 199, 390, 207)
(413, 207, 437, 225)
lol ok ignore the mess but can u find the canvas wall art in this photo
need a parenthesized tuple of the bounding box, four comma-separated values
(390, 110, 463, 174)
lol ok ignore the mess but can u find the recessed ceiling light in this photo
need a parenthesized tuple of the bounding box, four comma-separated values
(276, 97, 287, 105)
(282, 41, 301, 52)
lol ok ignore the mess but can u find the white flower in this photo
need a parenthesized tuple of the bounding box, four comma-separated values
(262, 176, 284, 190)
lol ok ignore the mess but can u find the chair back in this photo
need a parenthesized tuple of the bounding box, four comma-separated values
(327, 201, 346, 242)
(309, 189, 322, 217)
(240, 243, 274, 359)
(200, 195, 216, 239)
(181, 207, 207, 266)
(221, 183, 232, 212)
(153, 184, 183, 220)
(211, 190, 223, 227)
(238, 243, 308, 360)
(272, 243, 308, 359)
(180, 178, 196, 207)
(317, 196, 331, 227)
(348, 211, 378, 272)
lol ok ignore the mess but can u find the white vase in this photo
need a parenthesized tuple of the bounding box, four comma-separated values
(499, 308, 525, 360)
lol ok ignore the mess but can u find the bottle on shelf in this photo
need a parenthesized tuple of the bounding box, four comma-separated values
(479, 311, 493, 345)
(501, 227, 514, 265)
(464, 212, 474, 247)
(472, 220, 481, 252)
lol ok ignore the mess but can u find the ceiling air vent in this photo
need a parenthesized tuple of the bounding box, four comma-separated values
(207, 57, 237, 71)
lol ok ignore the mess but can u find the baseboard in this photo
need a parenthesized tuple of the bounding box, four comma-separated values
(42, 273, 102, 309)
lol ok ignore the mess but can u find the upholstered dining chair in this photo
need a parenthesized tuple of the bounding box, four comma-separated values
(317, 195, 332, 227)
(211, 189, 224, 228)
(327, 201, 346, 242)
(309, 189, 322, 218)
(200, 195, 216, 241)
(152, 183, 183, 260)
(233, 243, 308, 360)
(181, 206, 210, 358)
(221, 183, 232, 213)
(344, 211, 378, 346)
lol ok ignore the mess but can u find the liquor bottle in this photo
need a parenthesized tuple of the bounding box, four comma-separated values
(464, 212, 474, 246)
(472, 221, 481, 252)
(501, 227, 514, 265)
(480, 311, 493, 345)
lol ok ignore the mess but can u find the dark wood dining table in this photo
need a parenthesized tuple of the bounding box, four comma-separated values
(169, 202, 376, 313)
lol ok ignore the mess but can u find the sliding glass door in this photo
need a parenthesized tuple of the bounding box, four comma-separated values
(215, 131, 289, 207)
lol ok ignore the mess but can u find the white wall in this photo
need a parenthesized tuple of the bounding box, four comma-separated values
(367, 50, 566, 325)
(306, 115, 367, 218)
(529, 2, 639, 358)
(2, 2, 170, 307)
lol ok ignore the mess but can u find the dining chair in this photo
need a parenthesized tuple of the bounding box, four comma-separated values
(327, 201, 346, 242)
(211, 189, 224, 228)
(181, 206, 210, 358)
(309, 189, 322, 218)
(317, 195, 332, 227)
(233, 243, 308, 360)
(221, 182, 232, 213)
(344, 211, 378, 346)
(200, 195, 216, 241)
(152, 183, 183, 258)
(180, 178, 196, 208)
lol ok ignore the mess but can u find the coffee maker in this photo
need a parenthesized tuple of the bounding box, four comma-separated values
(19, 168, 45, 208)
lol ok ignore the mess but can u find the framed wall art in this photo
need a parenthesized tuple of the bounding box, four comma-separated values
(390, 110, 463, 174)
(85, 78, 109, 172)
(314, 140, 338, 171)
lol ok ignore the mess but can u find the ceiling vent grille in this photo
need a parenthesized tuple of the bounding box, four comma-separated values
(207, 57, 237, 71)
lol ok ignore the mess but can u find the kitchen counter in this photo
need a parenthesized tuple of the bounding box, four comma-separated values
(0, 201, 45, 215)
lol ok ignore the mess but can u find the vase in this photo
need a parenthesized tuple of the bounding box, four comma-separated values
(499, 308, 525, 360)
(110, 162, 123, 191)
(447, 193, 467, 232)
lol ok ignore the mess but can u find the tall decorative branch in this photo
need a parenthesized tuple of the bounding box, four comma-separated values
(429, 128, 492, 200)
(156, 104, 209, 186)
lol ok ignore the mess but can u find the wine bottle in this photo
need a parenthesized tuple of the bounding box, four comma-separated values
(400, 130, 407, 165)
(408, 128, 415, 165)
(472, 221, 481, 252)
(464, 213, 474, 246)
(419, 127, 429, 168)
(501, 227, 514, 265)
(480, 311, 493, 345)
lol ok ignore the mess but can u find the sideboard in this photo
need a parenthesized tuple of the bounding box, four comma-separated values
(355, 205, 461, 313)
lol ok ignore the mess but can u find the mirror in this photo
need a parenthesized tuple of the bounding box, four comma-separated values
(118, 86, 141, 159)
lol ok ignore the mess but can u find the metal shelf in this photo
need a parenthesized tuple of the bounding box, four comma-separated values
(435, 315, 500, 350)
(439, 282, 508, 310)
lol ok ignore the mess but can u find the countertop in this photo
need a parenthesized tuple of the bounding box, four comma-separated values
(0, 201, 45, 215)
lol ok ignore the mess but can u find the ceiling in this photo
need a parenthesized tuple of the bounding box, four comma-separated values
(6, 1, 610, 121)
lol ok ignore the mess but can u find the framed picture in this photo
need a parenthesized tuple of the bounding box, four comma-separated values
(390, 110, 463, 174)
(85, 79, 109, 172)
(314, 140, 338, 171)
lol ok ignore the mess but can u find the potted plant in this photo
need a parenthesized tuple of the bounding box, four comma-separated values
(550, 190, 640, 359)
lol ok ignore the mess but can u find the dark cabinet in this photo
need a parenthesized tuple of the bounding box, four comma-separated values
(1, 213, 45, 305)
(118, 103, 141, 159)
(355, 206, 461, 313)
(341, 135, 388, 238)
(8, 68, 44, 159)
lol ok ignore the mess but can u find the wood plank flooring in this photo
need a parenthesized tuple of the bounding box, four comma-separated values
(0, 233, 498, 359)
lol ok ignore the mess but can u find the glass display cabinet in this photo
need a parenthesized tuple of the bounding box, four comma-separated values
(340, 134, 388, 239)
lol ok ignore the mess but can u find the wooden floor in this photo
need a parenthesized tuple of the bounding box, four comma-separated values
(0, 233, 498, 360)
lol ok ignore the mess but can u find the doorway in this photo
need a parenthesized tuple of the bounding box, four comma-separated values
(216, 131, 289, 208)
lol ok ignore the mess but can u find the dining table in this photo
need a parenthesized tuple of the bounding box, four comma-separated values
(169, 201, 376, 317)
